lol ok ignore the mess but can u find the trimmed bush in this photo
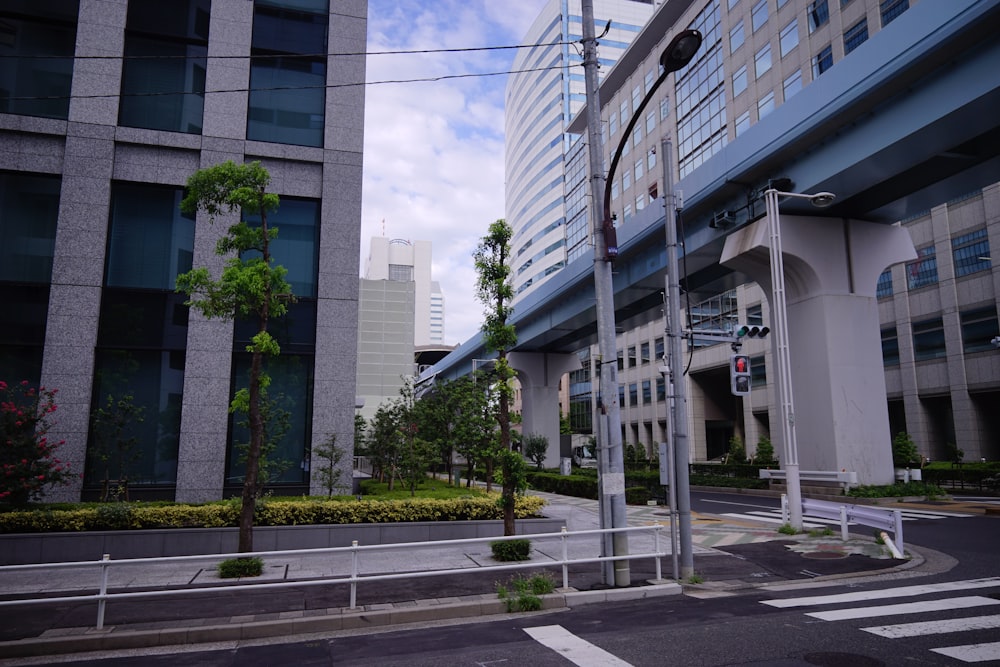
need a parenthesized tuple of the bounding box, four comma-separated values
(491, 538, 531, 561)
(625, 487, 651, 505)
(0, 494, 547, 533)
(218, 556, 263, 578)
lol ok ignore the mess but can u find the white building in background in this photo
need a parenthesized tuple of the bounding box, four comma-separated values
(365, 237, 445, 346)
(505, 0, 656, 302)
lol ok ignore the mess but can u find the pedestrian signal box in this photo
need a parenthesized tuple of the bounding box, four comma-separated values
(730, 353, 751, 396)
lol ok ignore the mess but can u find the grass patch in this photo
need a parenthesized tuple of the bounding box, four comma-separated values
(496, 572, 556, 612)
(777, 523, 799, 535)
(808, 527, 835, 537)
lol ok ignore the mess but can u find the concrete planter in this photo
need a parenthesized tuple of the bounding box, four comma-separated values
(0, 518, 565, 565)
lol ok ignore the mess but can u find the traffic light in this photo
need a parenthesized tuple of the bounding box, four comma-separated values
(735, 324, 769, 339)
(730, 353, 751, 396)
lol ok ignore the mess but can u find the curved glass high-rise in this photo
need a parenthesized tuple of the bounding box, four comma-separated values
(505, 0, 655, 302)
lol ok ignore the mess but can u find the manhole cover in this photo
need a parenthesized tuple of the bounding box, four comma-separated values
(802, 551, 848, 559)
(804, 652, 884, 666)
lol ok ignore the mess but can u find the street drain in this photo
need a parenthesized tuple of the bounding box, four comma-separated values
(804, 652, 884, 666)
(802, 551, 848, 559)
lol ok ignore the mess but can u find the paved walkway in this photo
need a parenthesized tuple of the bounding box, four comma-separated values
(0, 490, 940, 661)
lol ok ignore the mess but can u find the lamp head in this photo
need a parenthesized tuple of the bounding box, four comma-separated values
(660, 29, 702, 73)
(809, 192, 836, 208)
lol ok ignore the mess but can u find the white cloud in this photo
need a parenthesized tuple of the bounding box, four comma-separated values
(362, 0, 548, 346)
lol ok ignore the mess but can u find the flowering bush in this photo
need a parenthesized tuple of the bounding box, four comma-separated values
(0, 380, 76, 506)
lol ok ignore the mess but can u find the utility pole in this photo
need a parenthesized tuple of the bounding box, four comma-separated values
(661, 137, 694, 579)
(581, 0, 630, 587)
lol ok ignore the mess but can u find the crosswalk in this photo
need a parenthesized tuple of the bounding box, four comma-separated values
(719, 505, 974, 528)
(761, 577, 1000, 663)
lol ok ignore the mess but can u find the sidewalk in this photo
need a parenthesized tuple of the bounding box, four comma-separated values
(0, 491, 929, 660)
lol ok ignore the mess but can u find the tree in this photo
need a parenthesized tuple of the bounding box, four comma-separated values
(448, 374, 494, 488)
(175, 160, 294, 553)
(89, 393, 145, 501)
(754, 435, 776, 465)
(314, 433, 349, 497)
(232, 388, 292, 495)
(0, 381, 75, 506)
(892, 431, 920, 468)
(474, 219, 519, 536)
(523, 433, 548, 470)
(367, 402, 403, 489)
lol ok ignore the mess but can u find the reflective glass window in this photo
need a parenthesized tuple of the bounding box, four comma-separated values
(0, 2, 79, 119)
(755, 43, 772, 78)
(808, 0, 829, 32)
(119, 0, 210, 134)
(248, 1, 328, 147)
(844, 18, 868, 54)
(729, 20, 745, 52)
(906, 245, 938, 290)
(876, 269, 893, 298)
(0, 172, 60, 283)
(751, 0, 768, 31)
(812, 44, 833, 77)
(242, 198, 320, 298)
(733, 64, 748, 96)
(960, 307, 999, 354)
(912, 318, 945, 361)
(106, 184, 195, 290)
(952, 228, 990, 278)
(880, 0, 909, 27)
(780, 19, 799, 56)
(783, 69, 802, 100)
(757, 90, 775, 118)
(881, 327, 899, 366)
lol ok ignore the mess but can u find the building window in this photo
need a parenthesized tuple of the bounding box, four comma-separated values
(780, 19, 799, 57)
(747, 303, 763, 326)
(881, 327, 899, 366)
(906, 245, 938, 290)
(106, 184, 195, 290)
(388, 264, 413, 282)
(611, 179, 620, 201)
(729, 20, 745, 53)
(659, 97, 670, 120)
(623, 169, 632, 191)
(876, 269, 893, 299)
(735, 110, 751, 136)
(812, 44, 833, 77)
(642, 380, 652, 404)
(634, 159, 643, 182)
(880, 0, 909, 27)
(647, 148, 656, 170)
(655, 337, 665, 362)
(960, 307, 999, 354)
(758, 90, 775, 119)
(628, 345, 637, 368)
(609, 111, 619, 136)
(646, 111, 656, 134)
(0, 2, 79, 120)
(755, 43, 773, 78)
(248, 0, 329, 147)
(783, 69, 802, 100)
(912, 318, 946, 361)
(677, 2, 727, 178)
(751, 0, 768, 31)
(750, 355, 766, 387)
(843, 18, 868, 55)
(244, 198, 321, 298)
(733, 64, 748, 97)
(807, 0, 829, 32)
(618, 384, 626, 407)
(629, 383, 638, 406)
(656, 377, 666, 402)
(119, 0, 210, 134)
(0, 172, 61, 385)
(620, 99, 630, 124)
(952, 228, 990, 277)
(641, 342, 650, 364)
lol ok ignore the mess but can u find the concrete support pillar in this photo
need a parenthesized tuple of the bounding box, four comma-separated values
(508, 352, 580, 467)
(721, 215, 916, 485)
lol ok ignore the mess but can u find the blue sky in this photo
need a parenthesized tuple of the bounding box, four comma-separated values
(362, 0, 548, 345)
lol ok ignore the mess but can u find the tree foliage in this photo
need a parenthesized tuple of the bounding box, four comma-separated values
(473, 219, 520, 535)
(175, 160, 294, 553)
(89, 393, 145, 501)
(523, 433, 549, 470)
(0, 381, 75, 506)
(313, 433, 349, 497)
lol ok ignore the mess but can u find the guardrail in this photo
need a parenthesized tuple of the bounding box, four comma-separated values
(782, 495, 905, 557)
(0, 525, 669, 630)
(760, 469, 858, 490)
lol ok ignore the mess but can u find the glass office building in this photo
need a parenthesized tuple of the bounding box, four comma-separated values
(0, 0, 367, 501)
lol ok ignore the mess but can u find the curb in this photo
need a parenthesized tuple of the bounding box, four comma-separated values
(0, 583, 683, 660)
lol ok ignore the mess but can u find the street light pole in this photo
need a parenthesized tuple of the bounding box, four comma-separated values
(763, 188, 835, 531)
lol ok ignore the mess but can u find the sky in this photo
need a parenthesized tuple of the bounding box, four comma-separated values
(362, 0, 549, 347)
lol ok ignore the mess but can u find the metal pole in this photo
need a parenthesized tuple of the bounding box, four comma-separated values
(764, 189, 803, 531)
(581, 0, 629, 587)
(661, 137, 694, 578)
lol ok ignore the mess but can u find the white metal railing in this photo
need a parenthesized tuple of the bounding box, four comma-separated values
(782, 495, 905, 556)
(759, 469, 859, 489)
(0, 525, 669, 630)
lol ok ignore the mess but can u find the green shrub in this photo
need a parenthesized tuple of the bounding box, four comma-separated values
(491, 538, 531, 561)
(625, 487, 651, 505)
(218, 556, 263, 578)
(95, 502, 135, 530)
(847, 482, 945, 498)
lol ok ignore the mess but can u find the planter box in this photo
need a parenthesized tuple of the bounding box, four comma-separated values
(0, 518, 565, 565)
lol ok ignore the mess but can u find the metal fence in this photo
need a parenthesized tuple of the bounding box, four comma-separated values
(0, 525, 669, 630)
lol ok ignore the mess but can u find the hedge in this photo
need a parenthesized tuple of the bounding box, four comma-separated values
(0, 494, 547, 534)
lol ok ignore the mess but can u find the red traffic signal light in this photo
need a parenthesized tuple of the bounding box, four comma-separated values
(730, 353, 751, 396)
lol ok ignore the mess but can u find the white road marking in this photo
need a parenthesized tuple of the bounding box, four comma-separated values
(862, 614, 1000, 638)
(806, 596, 1000, 621)
(931, 641, 1000, 663)
(524, 624, 632, 667)
(763, 577, 1000, 608)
